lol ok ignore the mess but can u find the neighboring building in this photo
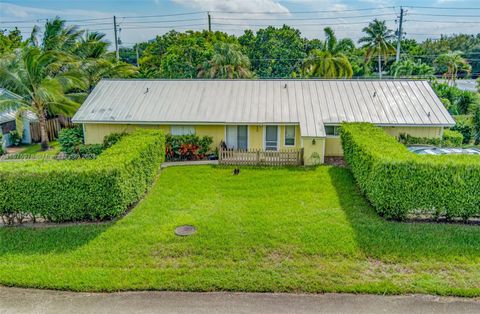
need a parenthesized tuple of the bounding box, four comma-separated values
(0, 88, 37, 147)
(73, 79, 455, 165)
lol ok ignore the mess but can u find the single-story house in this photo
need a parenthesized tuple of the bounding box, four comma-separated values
(0, 88, 36, 147)
(72, 79, 455, 165)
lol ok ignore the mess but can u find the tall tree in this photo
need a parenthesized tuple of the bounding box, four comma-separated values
(239, 26, 307, 78)
(0, 47, 86, 150)
(434, 51, 471, 85)
(358, 19, 395, 79)
(302, 27, 353, 78)
(197, 43, 253, 79)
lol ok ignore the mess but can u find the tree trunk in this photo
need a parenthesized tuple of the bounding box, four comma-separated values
(378, 55, 382, 79)
(39, 112, 49, 151)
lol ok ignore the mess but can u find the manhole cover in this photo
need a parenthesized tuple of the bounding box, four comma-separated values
(174, 225, 197, 236)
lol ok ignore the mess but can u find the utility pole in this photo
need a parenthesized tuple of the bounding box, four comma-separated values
(395, 6, 404, 62)
(208, 12, 211, 32)
(113, 15, 119, 61)
(136, 45, 139, 67)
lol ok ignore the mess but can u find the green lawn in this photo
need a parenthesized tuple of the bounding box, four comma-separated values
(1, 165, 480, 296)
(16, 141, 60, 156)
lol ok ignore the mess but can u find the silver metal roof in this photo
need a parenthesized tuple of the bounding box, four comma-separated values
(73, 79, 455, 137)
(0, 88, 37, 124)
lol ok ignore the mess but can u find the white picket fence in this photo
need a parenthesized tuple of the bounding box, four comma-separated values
(219, 148, 303, 166)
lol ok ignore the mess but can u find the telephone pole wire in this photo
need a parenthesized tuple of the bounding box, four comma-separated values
(395, 6, 404, 62)
(113, 15, 119, 61)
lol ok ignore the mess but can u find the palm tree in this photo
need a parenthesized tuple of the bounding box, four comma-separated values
(434, 51, 471, 85)
(74, 31, 137, 91)
(302, 27, 354, 78)
(358, 19, 395, 79)
(29, 17, 83, 52)
(198, 43, 254, 79)
(390, 59, 434, 78)
(0, 47, 86, 150)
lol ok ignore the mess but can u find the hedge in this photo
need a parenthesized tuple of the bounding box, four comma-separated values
(398, 129, 463, 147)
(0, 129, 165, 223)
(340, 123, 480, 220)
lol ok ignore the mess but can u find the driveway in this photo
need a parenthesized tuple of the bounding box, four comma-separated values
(0, 287, 479, 314)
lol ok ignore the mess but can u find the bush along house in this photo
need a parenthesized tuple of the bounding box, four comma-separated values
(72, 79, 455, 165)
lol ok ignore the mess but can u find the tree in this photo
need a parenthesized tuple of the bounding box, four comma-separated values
(29, 17, 83, 52)
(239, 26, 307, 78)
(434, 51, 471, 85)
(74, 31, 137, 91)
(0, 47, 86, 150)
(198, 43, 254, 79)
(0, 28, 23, 54)
(389, 59, 434, 78)
(358, 19, 395, 79)
(302, 27, 353, 78)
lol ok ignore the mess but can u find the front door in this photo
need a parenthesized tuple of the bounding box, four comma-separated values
(265, 126, 278, 151)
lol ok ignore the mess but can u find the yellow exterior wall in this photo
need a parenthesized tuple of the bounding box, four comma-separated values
(195, 125, 225, 148)
(383, 126, 443, 138)
(84, 123, 302, 151)
(323, 126, 444, 157)
(84, 124, 169, 144)
(303, 137, 325, 165)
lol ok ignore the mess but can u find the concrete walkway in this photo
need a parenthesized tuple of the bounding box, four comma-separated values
(0, 287, 479, 314)
(161, 160, 218, 168)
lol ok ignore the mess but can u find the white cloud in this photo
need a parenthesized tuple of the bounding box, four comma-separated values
(172, 0, 289, 13)
(0, 2, 112, 19)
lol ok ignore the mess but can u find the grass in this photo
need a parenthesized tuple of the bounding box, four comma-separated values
(15, 141, 60, 156)
(0, 165, 480, 296)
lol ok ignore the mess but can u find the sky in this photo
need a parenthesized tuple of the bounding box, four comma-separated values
(1, 0, 479, 49)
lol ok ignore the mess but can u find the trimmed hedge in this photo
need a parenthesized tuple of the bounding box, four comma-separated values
(0, 129, 165, 222)
(340, 123, 480, 220)
(398, 129, 463, 147)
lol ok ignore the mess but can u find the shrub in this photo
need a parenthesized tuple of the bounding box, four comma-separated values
(398, 130, 463, 147)
(0, 129, 165, 222)
(341, 123, 480, 221)
(442, 129, 463, 146)
(473, 106, 480, 145)
(58, 126, 84, 155)
(103, 132, 127, 149)
(451, 115, 472, 144)
(165, 134, 213, 161)
(8, 130, 22, 146)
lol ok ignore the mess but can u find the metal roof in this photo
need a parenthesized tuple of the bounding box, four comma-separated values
(0, 88, 37, 124)
(73, 79, 455, 137)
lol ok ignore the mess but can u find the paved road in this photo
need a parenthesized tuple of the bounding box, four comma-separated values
(0, 287, 479, 314)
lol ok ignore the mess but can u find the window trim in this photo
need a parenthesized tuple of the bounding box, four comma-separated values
(263, 125, 280, 151)
(284, 125, 296, 147)
(224, 125, 249, 150)
(325, 125, 341, 137)
(170, 125, 195, 136)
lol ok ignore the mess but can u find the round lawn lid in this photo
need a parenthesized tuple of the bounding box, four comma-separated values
(175, 225, 197, 236)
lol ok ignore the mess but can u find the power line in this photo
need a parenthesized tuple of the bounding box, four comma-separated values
(406, 6, 480, 10)
(119, 11, 204, 19)
(211, 13, 395, 21)
(209, 7, 396, 15)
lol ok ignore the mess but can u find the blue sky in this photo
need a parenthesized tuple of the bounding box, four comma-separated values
(1, 0, 479, 48)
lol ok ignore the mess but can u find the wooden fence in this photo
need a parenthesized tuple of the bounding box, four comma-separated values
(30, 117, 74, 143)
(219, 148, 303, 166)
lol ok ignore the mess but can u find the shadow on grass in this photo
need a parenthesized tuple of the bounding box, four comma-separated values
(0, 223, 111, 255)
(328, 166, 480, 261)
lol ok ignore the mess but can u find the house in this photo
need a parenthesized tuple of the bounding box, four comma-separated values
(0, 88, 36, 147)
(72, 79, 455, 165)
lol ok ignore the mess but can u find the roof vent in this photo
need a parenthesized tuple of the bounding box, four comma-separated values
(144, 87, 149, 94)
(284, 83, 287, 88)
(373, 91, 377, 97)
(427, 112, 431, 117)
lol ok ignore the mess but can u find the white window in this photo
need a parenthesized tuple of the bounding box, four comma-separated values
(226, 125, 248, 150)
(171, 125, 195, 136)
(325, 125, 340, 136)
(265, 125, 278, 151)
(284, 125, 295, 146)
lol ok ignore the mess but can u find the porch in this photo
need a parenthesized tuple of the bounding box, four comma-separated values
(219, 148, 304, 166)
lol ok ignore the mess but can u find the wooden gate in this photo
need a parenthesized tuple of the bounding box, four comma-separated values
(219, 148, 303, 166)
